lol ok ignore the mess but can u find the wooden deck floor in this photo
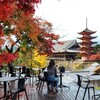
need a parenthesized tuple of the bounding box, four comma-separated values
(0, 79, 100, 100)
(24, 82, 98, 100)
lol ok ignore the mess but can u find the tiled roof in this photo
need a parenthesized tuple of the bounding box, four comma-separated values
(53, 39, 80, 53)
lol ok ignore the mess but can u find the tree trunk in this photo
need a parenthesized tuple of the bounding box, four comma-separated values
(8, 62, 16, 77)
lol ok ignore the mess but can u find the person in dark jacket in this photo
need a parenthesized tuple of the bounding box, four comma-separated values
(47, 59, 59, 92)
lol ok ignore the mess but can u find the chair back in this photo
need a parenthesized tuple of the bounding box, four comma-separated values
(76, 74, 90, 88)
(8, 66, 16, 77)
(44, 72, 48, 81)
(77, 74, 82, 87)
(25, 68, 31, 77)
(8, 78, 26, 93)
(22, 66, 27, 74)
(18, 78, 26, 89)
(43, 71, 54, 85)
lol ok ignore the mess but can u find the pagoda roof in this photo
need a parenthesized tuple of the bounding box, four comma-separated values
(79, 41, 97, 45)
(53, 39, 80, 53)
(78, 36, 97, 40)
(78, 28, 96, 35)
(80, 47, 94, 50)
(81, 53, 90, 56)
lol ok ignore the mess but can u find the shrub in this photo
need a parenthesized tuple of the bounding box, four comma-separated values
(73, 63, 84, 71)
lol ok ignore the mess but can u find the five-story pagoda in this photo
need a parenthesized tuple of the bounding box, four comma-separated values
(78, 26, 97, 61)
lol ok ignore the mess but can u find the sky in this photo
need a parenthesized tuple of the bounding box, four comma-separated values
(34, 0, 100, 43)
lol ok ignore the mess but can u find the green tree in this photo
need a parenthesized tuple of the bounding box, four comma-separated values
(94, 44, 100, 53)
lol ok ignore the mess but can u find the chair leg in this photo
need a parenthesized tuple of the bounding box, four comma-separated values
(96, 96, 100, 100)
(38, 81, 43, 92)
(47, 83, 52, 92)
(25, 89, 28, 100)
(92, 87, 95, 100)
(36, 80, 40, 90)
(36, 80, 42, 91)
(41, 81, 44, 92)
(83, 88, 87, 100)
(75, 87, 80, 100)
(88, 88, 90, 99)
(93, 94, 100, 100)
(18, 93, 19, 100)
(12, 93, 17, 100)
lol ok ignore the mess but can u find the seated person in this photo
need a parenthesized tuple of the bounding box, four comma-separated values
(47, 59, 59, 93)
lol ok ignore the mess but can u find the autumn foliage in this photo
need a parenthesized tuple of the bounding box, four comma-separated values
(90, 53, 100, 61)
(0, 52, 18, 64)
(28, 50, 47, 68)
(0, 0, 41, 21)
(0, 0, 60, 65)
(14, 49, 47, 68)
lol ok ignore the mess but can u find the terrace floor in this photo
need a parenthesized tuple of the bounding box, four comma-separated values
(16, 81, 99, 100)
(0, 72, 100, 100)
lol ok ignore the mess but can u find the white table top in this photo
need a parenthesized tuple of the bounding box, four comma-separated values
(86, 75, 100, 81)
(32, 68, 40, 71)
(0, 76, 18, 82)
(15, 66, 22, 69)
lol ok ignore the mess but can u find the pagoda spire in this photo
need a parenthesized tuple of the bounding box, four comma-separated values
(86, 18, 88, 28)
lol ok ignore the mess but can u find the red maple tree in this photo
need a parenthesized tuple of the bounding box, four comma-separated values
(0, 0, 41, 65)
(0, 0, 60, 65)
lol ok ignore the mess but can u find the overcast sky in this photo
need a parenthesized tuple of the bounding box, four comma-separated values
(35, 0, 100, 43)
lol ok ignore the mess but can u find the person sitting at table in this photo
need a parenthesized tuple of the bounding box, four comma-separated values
(47, 59, 59, 93)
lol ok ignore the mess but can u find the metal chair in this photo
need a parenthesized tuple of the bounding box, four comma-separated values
(92, 92, 100, 100)
(36, 72, 55, 92)
(75, 74, 95, 100)
(8, 77, 28, 100)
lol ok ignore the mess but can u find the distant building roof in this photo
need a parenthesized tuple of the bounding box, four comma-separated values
(53, 40, 80, 53)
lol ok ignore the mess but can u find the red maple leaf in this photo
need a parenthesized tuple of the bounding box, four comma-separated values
(0, 52, 18, 65)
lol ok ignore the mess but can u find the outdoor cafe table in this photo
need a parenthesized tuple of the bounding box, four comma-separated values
(85, 75, 100, 87)
(0, 76, 18, 98)
(32, 68, 41, 71)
